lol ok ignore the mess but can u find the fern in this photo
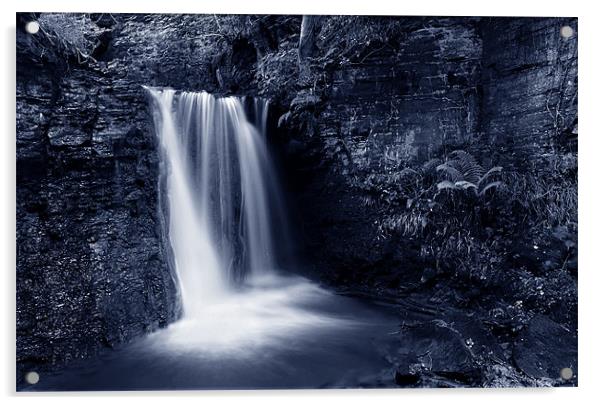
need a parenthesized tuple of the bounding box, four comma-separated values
(477, 166, 503, 188)
(437, 180, 457, 191)
(478, 181, 503, 196)
(436, 163, 464, 182)
(436, 150, 503, 197)
(454, 180, 478, 191)
(451, 150, 485, 184)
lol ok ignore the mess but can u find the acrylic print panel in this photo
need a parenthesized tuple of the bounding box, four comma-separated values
(16, 13, 578, 391)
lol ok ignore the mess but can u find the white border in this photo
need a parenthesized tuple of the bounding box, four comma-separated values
(2, 1, 600, 403)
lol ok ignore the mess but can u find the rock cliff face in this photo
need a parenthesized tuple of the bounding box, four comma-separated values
(480, 18, 578, 162)
(16, 16, 181, 375)
(281, 17, 485, 286)
(279, 16, 577, 289)
(16, 13, 577, 375)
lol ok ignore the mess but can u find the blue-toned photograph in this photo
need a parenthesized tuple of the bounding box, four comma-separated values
(16, 13, 577, 390)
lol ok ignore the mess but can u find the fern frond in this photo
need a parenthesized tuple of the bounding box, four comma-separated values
(478, 181, 503, 196)
(437, 180, 457, 191)
(436, 163, 463, 182)
(454, 180, 478, 192)
(477, 166, 503, 188)
(449, 150, 478, 167)
(447, 150, 484, 184)
(463, 164, 485, 184)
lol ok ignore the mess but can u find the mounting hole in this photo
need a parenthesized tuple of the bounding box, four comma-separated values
(25, 371, 40, 385)
(560, 26, 574, 39)
(25, 21, 40, 34)
(560, 367, 574, 380)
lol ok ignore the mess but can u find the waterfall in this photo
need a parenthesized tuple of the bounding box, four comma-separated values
(147, 88, 282, 317)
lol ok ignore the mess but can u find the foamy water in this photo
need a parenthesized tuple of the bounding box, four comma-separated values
(144, 274, 359, 356)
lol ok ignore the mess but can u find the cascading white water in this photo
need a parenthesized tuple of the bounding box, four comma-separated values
(148, 88, 280, 317)
(145, 88, 355, 356)
(149, 89, 224, 314)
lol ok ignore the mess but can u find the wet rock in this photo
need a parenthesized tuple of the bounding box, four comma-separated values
(394, 320, 481, 387)
(513, 315, 577, 381)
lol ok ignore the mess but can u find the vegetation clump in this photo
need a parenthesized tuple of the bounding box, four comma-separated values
(352, 146, 576, 318)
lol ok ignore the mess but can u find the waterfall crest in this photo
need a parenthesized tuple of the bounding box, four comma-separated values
(147, 88, 281, 317)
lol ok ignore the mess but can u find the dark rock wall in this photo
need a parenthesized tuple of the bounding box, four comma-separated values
(480, 17, 578, 163)
(281, 18, 484, 285)
(321, 19, 482, 163)
(16, 15, 183, 375)
(279, 16, 577, 288)
(17, 73, 179, 373)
